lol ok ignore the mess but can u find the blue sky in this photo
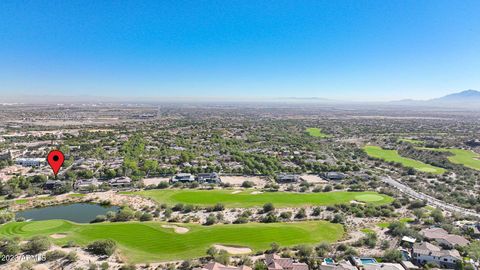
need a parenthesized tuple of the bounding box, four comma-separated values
(1, 0, 479, 101)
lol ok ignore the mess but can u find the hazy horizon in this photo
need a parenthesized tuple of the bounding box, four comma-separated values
(0, 89, 477, 105)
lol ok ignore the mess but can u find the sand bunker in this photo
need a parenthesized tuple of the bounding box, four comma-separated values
(350, 200, 365, 205)
(50, 233, 67, 239)
(251, 191, 263, 195)
(213, 244, 252, 254)
(162, 225, 189, 234)
(231, 191, 241, 194)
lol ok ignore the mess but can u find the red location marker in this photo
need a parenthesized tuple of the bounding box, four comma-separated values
(47, 150, 65, 177)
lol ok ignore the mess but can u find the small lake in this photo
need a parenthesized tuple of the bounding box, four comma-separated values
(16, 203, 119, 223)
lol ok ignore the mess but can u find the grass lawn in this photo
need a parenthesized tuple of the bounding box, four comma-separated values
(306, 128, 330, 138)
(0, 220, 344, 263)
(14, 199, 29, 205)
(361, 228, 375, 234)
(418, 147, 480, 171)
(399, 217, 415, 223)
(377, 222, 390, 229)
(377, 217, 414, 229)
(68, 193, 87, 198)
(123, 189, 393, 208)
(363, 145, 446, 174)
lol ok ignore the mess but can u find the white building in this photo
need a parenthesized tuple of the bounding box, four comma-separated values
(170, 173, 195, 183)
(15, 158, 45, 167)
(412, 242, 461, 268)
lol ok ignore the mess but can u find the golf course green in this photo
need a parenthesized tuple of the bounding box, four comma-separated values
(0, 220, 344, 263)
(123, 189, 393, 208)
(418, 147, 480, 171)
(364, 145, 446, 174)
(306, 127, 330, 138)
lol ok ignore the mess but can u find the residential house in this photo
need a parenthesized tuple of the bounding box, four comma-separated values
(0, 150, 12, 161)
(109, 176, 132, 188)
(170, 173, 195, 183)
(412, 242, 461, 268)
(15, 158, 45, 167)
(196, 172, 221, 184)
(363, 263, 405, 270)
(322, 172, 346, 181)
(74, 178, 100, 191)
(420, 227, 470, 247)
(265, 254, 309, 270)
(193, 262, 252, 270)
(276, 173, 300, 183)
(43, 180, 65, 191)
(319, 262, 357, 270)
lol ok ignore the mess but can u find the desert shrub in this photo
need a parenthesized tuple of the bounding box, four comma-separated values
(87, 239, 117, 256)
(23, 236, 51, 254)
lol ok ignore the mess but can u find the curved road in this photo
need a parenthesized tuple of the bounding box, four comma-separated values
(381, 176, 480, 218)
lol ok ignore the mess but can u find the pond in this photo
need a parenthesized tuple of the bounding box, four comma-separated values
(16, 203, 119, 223)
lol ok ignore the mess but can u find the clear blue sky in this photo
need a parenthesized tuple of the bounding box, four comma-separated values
(1, 0, 479, 101)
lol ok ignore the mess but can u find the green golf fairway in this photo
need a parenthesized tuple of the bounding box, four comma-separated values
(0, 220, 344, 263)
(364, 145, 446, 174)
(306, 127, 330, 138)
(124, 190, 393, 207)
(418, 147, 480, 171)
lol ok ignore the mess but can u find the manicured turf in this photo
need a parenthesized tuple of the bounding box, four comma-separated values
(377, 217, 414, 229)
(68, 193, 87, 198)
(0, 220, 344, 263)
(14, 199, 29, 205)
(306, 127, 330, 138)
(363, 145, 446, 174)
(360, 228, 375, 234)
(124, 189, 393, 208)
(418, 147, 480, 171)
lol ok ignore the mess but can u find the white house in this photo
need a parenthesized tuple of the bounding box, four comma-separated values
(412, 242, 461, 268)
(170, 173, 195, 183)
(15, 158, 45, 167)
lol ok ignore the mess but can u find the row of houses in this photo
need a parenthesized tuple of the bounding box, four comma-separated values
(194, 254, 309, 270)
(15, 157, 46, 167)
(275, 172, 346, 183)
(194, 238, 470, 270)
(170, 172, 221, 184)
(44, 177, 133, 191)
(195, 254, 413, 270)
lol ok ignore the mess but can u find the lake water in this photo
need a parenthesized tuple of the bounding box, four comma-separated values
(16, 203, 119, 223)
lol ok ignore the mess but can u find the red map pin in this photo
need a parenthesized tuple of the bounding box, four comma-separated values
(47, 150, 65, 176)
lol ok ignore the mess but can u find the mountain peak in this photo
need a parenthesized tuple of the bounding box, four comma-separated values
(432, 89, 480, 102)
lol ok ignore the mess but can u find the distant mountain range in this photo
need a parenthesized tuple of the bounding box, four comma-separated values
(1, 90, 479, 109)
(391, 89, 480, 108)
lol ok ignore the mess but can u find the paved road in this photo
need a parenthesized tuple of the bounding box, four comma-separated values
(381, 176, 480, 218)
